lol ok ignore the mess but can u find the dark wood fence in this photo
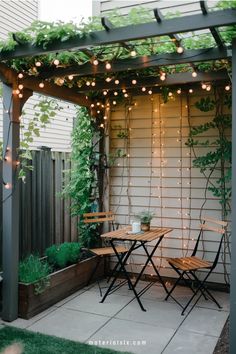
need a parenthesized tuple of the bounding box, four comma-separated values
(0, 149, 78, 264)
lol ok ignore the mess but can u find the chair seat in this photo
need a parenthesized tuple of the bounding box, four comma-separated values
(90, 246, 128, 256)
(167, 256, 212, 271)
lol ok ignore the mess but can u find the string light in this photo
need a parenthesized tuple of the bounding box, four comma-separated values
(124, 93, 128, 98)
(189, 89, 193, 93)
(106, 77, 112, 82)
(177, 46, 184, 54)
(105, 62, 111, 70)
(132, 79, 137, 85)
(206, 85, 211, 91)
(39, 82, 44, 88)
(90, 103, 95, 108)
(142, 87, 146, 92)
(35, 61, 41, 67)
(18, 73, 23, 79)
(100, 123, 104, 128)
(114, 91, 118, 96)
(91, 81, 96, 87)
(115, 79, 120, 85)
(18, 93, 23, 98)
(192, 71, 197, 78)
(96, 102, 100, 106)
(103, 90, 108, 96)
(113, 100, 117, 105)
(103, 116, 107, 120)
(148, 90, 152, 95)
(18, 84, 24, 90)
(130, 50, 136, 57)
(122, 89, 126, 93)
(68, 75, 74, 80)
(225, 85, 231, 91)
(201, 83, 207, 90)
(86, 81, 91, 86)
(168, 92, 173, 97)
(53, 59, 60, 66)
(4, 183, 11, 190)
(93, 58, 99, 66)
(177, 89, 181, 94)
(160, 73, 166, 81)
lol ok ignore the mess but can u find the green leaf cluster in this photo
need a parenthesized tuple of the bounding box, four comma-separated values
(45, 242, 81, 269)
(19, 254, 52, 294)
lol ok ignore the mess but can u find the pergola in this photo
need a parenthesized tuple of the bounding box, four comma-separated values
(0, 2, 236, 351)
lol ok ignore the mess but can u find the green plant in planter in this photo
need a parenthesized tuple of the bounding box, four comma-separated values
(19, 254, 52, 295)
(136, 210, 155, 231)
(45, 242, 81, 269)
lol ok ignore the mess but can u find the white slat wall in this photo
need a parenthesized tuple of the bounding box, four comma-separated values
(0, 0, 76, 152)
(109, 92, 231, 284)
(94, 0, 217, 17)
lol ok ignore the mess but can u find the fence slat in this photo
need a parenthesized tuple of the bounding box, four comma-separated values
(0, 150, 78, 265)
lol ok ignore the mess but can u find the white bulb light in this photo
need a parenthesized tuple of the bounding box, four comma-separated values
(39, 82, 44, 88)
(189, 89, 193, 93)
(103, 91, 108, 96)
(114, 91, 118, 96)
(225, 85, 230, 91)
(177, 46, 184, 54)
(132, 79, 137, 85)
(122, 89, 126, 93)
(68, 75, 74, 80)
(106, 77, 112, 82)
(168, 92, 173, 97)
(105, 62, 111, 70)
(18, 93, 23, 98)
(130, 50, 136, 57)
(124, 93, 128, 98)
(115, 79, 119, 85)
(192, 71, 197, 78)
(148, 90, 152, 95)
(113, 100, 117, 105)
(201, 83, 207, 90)
(206, 85, 211, 91)
(86, 81, 91, 86)
(35, 61, 41, 67)
(18, 73, 23, 79)
(18, 84, 24, 90)
(160, 74, 166, 81)
(142, 87, 146, 92)
(177, 89, 181, 94)
(53, 59, 60, 66)
(91, 81, 96, 86)
(93, 59, 99, 66)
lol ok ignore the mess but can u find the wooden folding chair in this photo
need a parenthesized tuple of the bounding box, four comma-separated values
(83, 211, 128, 295)
(165, 217, 228, 315)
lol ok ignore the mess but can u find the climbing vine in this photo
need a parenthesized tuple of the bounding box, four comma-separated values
(186, 88, 231, 219)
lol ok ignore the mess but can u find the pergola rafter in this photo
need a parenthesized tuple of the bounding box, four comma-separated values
(39, 47, 231, 80)
(0, 8, 235, 61)
(76, 70, 228, 93)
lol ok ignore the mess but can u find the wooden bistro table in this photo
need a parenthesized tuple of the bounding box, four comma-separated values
(100, 227, 172, 311)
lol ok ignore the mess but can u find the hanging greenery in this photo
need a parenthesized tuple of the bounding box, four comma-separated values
(62, 107, 101, 248)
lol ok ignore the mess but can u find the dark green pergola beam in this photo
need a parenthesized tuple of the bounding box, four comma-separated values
(77, 70, 229, 93)
(40, 47, 231, 79)
(0, 9, 235, 61)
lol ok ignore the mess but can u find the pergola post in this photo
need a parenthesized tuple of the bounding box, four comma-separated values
(2, 83, 31, 321)
(230, 38, 236, 353)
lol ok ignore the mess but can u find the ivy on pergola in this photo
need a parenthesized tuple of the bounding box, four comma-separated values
(1, 0, 236, 324)
(0, 1, 235, 105)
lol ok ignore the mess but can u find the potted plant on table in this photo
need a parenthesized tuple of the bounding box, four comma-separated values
(136, 210, 154, 231)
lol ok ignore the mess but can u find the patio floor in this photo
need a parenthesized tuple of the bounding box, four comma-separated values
(1, 280, 229, 354)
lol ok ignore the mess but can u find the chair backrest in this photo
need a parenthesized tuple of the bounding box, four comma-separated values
(192, 216, 228, 268)
(83, 211, 115, 224)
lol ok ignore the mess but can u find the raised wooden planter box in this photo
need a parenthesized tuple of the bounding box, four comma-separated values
(18, 255, 104, 319)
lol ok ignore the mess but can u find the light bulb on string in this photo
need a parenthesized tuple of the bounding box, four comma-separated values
(160, 74, 166, 81)
(35, 61, 42, 67)
(113, 100, 117, 105)
(115, 79, 119, 85)
(124, 93, 128, 98)
(106, 77, 112, 83)
(177, 46, 184, 54)
(114, 91, 118, 96)
(18, 73, 23, 79)
(68, 75, 74, 81)
(105, 62, 111, 70)
(130, 50, 136, 57)
(225, 85, 231, 91)
(189, 89, 193, 93)
(103, 90, 108, 96)
(39, 82, 44, 88)
(91, 81, 96, 87)
(18, 84, 24, 90)
(206, 85, 211, 91)
(148, 90, 153, 95)
(132, 79, 137, 85)
(201, 83, 207, 90)
(93, 59, 99, 66)
(86, 81, 91, 86)
(192, 71, 197, 78)
(142, 87, 146, 92)
(53, 58, 60, 66)
(122, 89, 126, 93)
(177, 88, 181, 94)
(18, 93, 23, 98)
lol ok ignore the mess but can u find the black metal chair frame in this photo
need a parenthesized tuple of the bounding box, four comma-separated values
(165, 221, 227, 315)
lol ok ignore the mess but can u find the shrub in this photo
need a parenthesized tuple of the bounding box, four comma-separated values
(45, 242, 81, 269)
(19, 254, 52, 284)
(19, 254, 52, 294)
